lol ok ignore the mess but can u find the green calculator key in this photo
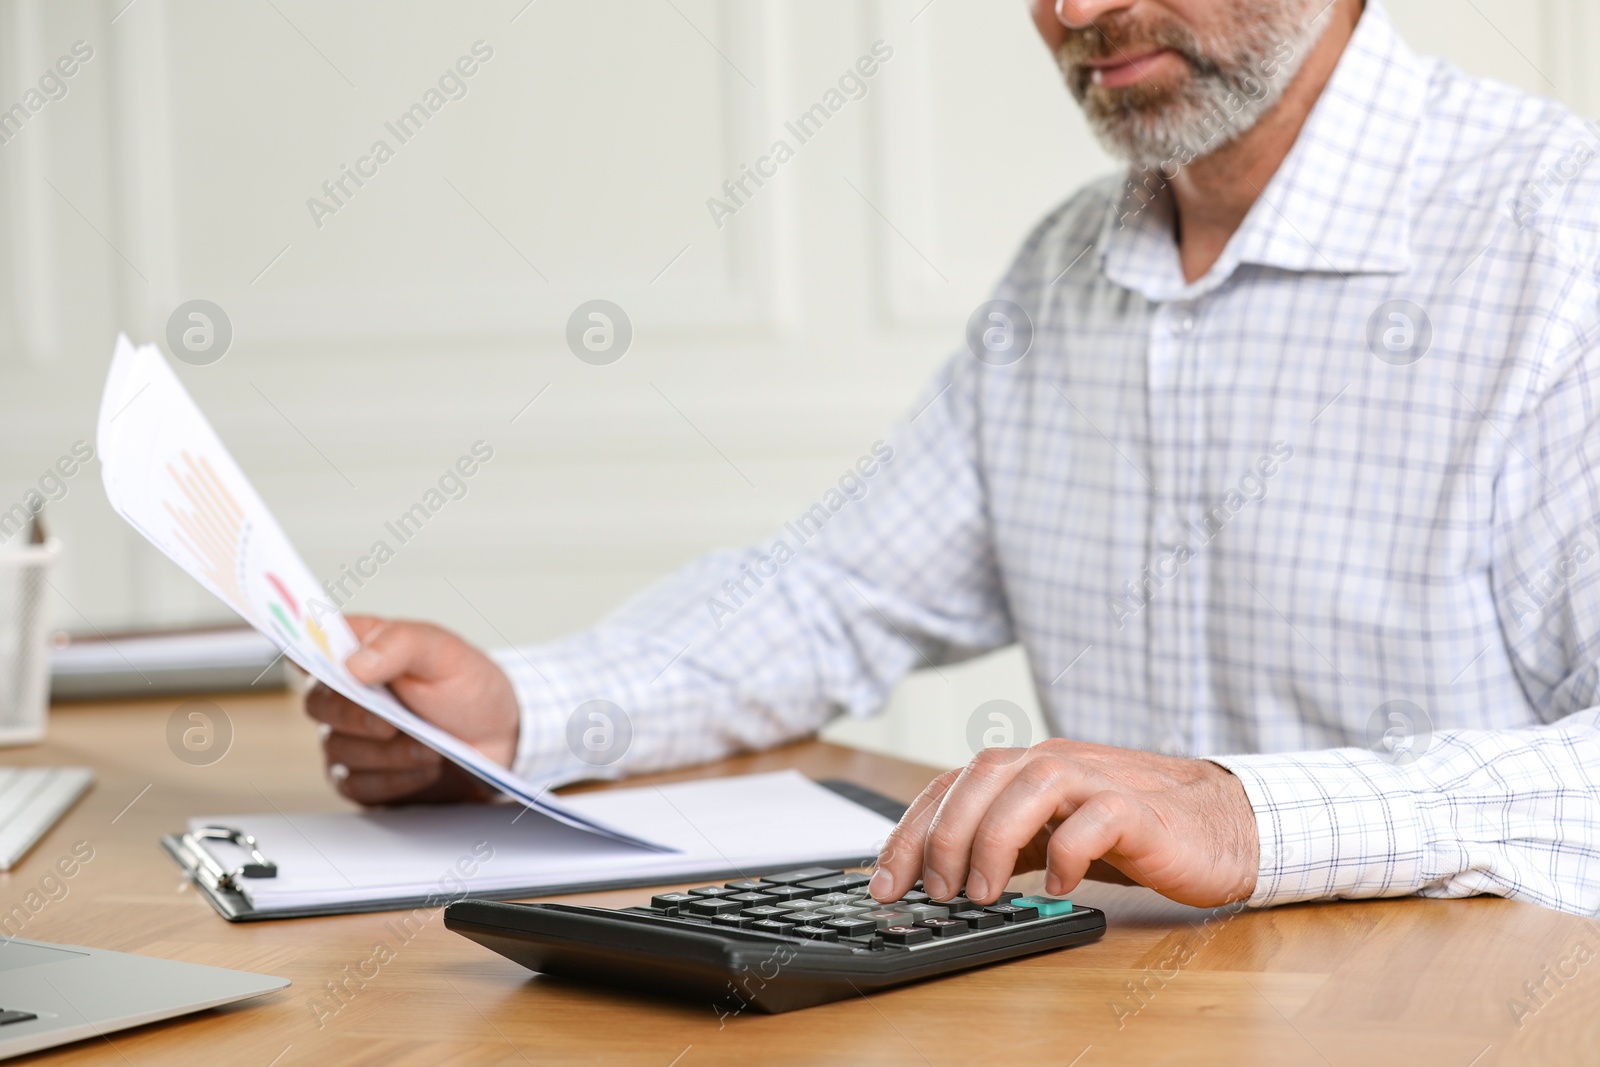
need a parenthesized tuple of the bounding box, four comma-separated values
(1011, 895, 1074, 917)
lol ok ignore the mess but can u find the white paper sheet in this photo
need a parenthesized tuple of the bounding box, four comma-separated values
(98, 335, 662, 849)
(192, 770, 896, 911)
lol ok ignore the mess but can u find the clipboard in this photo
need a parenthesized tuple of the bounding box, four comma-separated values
(163, 778, 909, 923)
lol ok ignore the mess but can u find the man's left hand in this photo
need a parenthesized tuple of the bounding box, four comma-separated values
(868, 740, 1260, 909)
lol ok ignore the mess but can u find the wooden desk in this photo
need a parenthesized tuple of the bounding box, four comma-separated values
(11, 691, 1598, 1066)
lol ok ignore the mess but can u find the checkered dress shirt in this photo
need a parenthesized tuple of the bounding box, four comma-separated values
(498, 2, 1600, 914)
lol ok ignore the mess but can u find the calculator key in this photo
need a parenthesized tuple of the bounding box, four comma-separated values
(650, 892, 698, 911)
(749, 919, 798, 935)
(983, 903, 1040, 923)
(763, 867, 843, 885)
(951, 909, 1005, 930)
(898, 890, 931, 905)
(765, 885, 819, 904)
(713, 913, 754, 929)
(783, 911, 829, 925)
(684, 898, 743, 917)
(724, 879, 774, 892)
(741, 905, 792, 921)
(825, 916, 879, 938)
(917, 917, 970, 938)
(996, 890, 1021, 904)
(933, 895, 973, 910)
(880, 924, 934, 946)
(816, 904, 869, 917)
(861, 907, 919, 929)
(811, 892, 861, 906)
(799, 872, 872, 892)
(726, 892, 778, 907)
(904, 904, 950, 923)
(688, 885, 737, 898)
(792, 925, 840, 942)
(1012, 895, 1074, 917)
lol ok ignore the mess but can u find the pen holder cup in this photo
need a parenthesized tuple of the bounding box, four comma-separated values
(0, 538, 59, 745)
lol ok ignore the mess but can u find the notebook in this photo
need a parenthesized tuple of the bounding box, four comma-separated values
(162, 771, 902, 921)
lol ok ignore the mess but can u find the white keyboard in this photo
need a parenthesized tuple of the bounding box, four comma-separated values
(0, 769, 94, 871)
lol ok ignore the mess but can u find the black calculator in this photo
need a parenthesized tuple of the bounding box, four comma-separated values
(445, 866, 1106, 1014)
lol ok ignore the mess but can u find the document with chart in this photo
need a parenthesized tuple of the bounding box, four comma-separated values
(95, 334, 664, 849)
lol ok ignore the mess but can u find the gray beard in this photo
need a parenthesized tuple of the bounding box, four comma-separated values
(1063, 1, 1333, 173)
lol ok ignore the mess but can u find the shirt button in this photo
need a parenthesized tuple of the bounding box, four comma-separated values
(1169, 308, 1196, 336)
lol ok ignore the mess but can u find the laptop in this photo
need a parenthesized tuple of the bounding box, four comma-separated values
(0, 936, 287, 1060)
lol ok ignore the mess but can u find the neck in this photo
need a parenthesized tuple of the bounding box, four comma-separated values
(1167, 0, 1365, 283)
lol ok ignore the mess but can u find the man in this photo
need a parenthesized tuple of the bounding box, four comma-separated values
(309, 0, 1600, 915)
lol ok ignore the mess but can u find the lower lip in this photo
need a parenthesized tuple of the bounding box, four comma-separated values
(1089, 51, 1177, 90)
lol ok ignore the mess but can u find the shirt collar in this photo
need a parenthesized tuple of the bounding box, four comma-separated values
(1098, 0, 1428, 302)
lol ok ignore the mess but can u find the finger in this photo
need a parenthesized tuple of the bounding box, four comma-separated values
(920, 749, 1035, 900)
(963, 758, 1080, 903)
(1084, 858, 1141, 886)
(324, 732, 442, 774)
(870, 770, 960, 901)
(345, 614, 387, 642)
(304, 684, 399, 739)
(1013, 823, 1055, 877)
(338, 766, 441, 806)
(344, 620, 455, 686)
(1044, 790, 1148, 897)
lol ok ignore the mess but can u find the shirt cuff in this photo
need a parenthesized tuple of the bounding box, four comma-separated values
(1207, 750, 1430, 908)
(490, 644, 622, 787)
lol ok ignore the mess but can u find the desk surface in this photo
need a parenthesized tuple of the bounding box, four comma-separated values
(9, 691, 1598, 1066)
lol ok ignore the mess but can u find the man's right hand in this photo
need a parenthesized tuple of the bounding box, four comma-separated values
(303, 615, 521, 805)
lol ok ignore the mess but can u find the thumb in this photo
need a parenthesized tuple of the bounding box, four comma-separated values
(345, 621, 455, 686)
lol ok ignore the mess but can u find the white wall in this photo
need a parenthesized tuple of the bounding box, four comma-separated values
(0, 0, 1593, 769)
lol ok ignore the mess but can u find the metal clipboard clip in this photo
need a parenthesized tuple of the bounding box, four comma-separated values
(177, 826, 278, 891)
